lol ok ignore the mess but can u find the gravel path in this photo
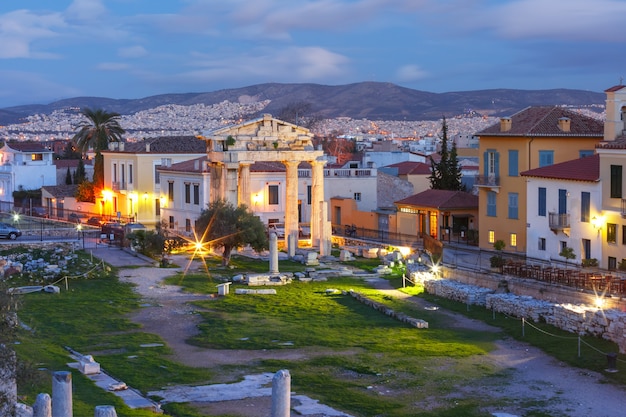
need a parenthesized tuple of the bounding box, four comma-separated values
(114, 255, 626, 417)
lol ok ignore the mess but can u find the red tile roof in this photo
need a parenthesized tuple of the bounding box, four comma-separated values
(383, 161, 431, 175)
(597, 135, 626, 149)
(605, 85, 626, 93)
(5, 141, 51, 152)
(395, 189, 478, 210)
(112, 136, 206, 154)
(158, 157, 210, 173)
(520, 154, 599, 182)
(477, 106, 604, 137)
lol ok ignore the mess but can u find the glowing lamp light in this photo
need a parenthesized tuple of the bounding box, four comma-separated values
(594, 296, 605, 309)
(12, 213, 19, 222)
(102, 189, 113, 201)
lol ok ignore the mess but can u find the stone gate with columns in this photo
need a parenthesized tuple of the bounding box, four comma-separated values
(198, 114, 328, 252)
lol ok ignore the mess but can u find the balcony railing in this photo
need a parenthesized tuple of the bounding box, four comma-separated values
(111, 181, 127, 191)
(549, 212, 570, 230)
(324, 168, 373, 177)
(475, 175, 500, 187)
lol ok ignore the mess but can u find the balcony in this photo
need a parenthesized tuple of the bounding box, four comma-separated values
(549, 212, 570, 234)
(324, 168, 373, 177)
(111, 181, 127, 191)
(475, 175, 500, 187)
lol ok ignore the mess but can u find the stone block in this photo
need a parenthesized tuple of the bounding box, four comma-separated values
(79, 355, 101, 375)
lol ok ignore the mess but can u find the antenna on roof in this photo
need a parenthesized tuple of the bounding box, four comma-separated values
(621, 76, 624, 85)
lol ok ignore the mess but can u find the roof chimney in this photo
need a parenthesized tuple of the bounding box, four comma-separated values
(500, 117, 512, 132)
(119, 142, 125, 151)
(194, 160, 199, 170)
(558, 117, 571, 132)
(146, 143, 150, 152)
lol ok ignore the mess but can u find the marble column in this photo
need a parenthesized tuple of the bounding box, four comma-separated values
(209, 162, 223, 203)
(319, 201, 331, 256)
(283, 161, 299, 256)
(223, 161, 240, 206)
(238, 163, 251, 210)
(310, 159, 325, 247)
(271, 370, 291, 417)
(33, 393, 52, 417)
(52, 371, 72, 417)
(269, 232, 279, 274)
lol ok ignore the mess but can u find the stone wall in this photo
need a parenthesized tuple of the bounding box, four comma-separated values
(424, 278, 626, 353)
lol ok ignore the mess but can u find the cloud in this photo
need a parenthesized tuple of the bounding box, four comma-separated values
(468, 0, 626, 42)
(173, 46, 350, 84)
(395, 65, 429, 82)
(65, 0, 107, 22)
(118, 45, 148, 58)
(0, 10, 65, 58)
(96, 62, 130, 71)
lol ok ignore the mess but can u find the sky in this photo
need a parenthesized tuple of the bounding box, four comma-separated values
(1, 0, 625, 108)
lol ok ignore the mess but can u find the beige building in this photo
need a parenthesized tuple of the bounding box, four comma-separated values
(100, 136, 206, 227)
(476, 107, 604, 253)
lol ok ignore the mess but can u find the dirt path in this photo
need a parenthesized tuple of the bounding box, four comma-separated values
(117, 258, 626, 417)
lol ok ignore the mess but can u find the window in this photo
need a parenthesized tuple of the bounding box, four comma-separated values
(31, 153, 43, 161)
(510, 233, 517, 247)
(538, 187, 546, 216)
(623, 225, 626, 245)
(560, 241, 567, 252)
(168, 181, 174, 202)
(607, 223, 617, 244)
(581, 192, 590, 222)
(185, 183, 190, 204)
(193, 184, 199, 205)
(508, 150, 518, 176)
(611, 165, 622, 198)
(508, 192, 518, 219)
(609, 256, 617, 271)
(558, 189, 567, 214)
(539, 150, 554, 167)
(307, 185, 312, 205)
(484, 150, 499, 177)
(488, 230, 495, 244)
(169, 216, 174, 229)
(185, 219, 191, 233)
(579, 150, 594, 158)
(538, 237, 546, 251)
(121, 164, 125, 186)
(129, 164, 133, 184)
(487, 191, 497, 216)
(155, 165, 160, 184)
(268, 185, 279, 205)
(113, 163, 117, 183)
(155, 198, 160, 216)
(354, 192, 361, 201)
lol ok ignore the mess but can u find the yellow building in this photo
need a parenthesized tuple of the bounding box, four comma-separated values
(100, 136, 206, 227)
(476, 107, 604, 253)
(596, 84, 626, 270)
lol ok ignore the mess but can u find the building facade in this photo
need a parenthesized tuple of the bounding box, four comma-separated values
(475, 107, 604, 253)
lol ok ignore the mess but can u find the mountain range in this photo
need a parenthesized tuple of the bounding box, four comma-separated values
(0, 82, 605, 125)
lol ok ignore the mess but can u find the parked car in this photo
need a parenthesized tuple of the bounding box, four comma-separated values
(87, 216, 104, 226)
(30, 207, 49, 218)
(68, 213, 89, 224)
(0, 223, 22, 240)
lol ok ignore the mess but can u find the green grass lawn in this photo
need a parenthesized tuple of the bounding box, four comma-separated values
(9, 250, 626, 417)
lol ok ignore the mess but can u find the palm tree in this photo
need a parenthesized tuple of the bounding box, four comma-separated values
(72, 108, 125, 189)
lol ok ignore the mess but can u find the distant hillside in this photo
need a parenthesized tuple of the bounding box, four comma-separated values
(0, 82, 605, 125)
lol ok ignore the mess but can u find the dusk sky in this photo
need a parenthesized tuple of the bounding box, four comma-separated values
(1, 0, 625, 108)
